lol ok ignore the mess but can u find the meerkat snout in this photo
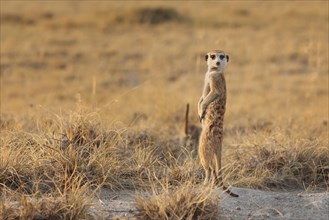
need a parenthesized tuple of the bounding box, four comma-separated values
(216, 61, 220, 66)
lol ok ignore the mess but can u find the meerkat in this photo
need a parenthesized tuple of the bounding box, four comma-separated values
(198, 50, 238, 197)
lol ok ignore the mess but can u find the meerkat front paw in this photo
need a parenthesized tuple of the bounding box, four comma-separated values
(198, 109, 202, 119)
(200, 110, 206, 122)
(198, 110, 203, 121)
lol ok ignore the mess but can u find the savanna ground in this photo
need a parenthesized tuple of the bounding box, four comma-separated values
(0, 1, 328, 219)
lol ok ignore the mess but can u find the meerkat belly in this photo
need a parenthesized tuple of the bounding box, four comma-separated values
(205, 98, 226, 126)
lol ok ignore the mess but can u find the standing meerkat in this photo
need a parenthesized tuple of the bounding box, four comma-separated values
(198, 50, 238, 197)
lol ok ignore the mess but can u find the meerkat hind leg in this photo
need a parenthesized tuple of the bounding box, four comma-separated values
(215, 152, 239, 197)
(204, 168, 211, 185)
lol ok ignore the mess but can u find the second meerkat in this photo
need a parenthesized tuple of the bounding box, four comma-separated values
(198, 50, 238, 197)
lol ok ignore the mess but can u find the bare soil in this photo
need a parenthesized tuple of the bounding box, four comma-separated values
(91, 187, 329, 220)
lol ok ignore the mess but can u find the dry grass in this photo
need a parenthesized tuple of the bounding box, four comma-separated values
(227, 134, 329, 190)
(1, 1, 328, 218)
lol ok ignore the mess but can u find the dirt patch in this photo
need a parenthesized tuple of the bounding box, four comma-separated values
(219, 187, 329, 220)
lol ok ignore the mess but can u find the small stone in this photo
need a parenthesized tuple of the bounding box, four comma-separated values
(236, 206, 241, 210)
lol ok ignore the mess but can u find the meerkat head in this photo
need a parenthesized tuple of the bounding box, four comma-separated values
(205, 50, 229, 72)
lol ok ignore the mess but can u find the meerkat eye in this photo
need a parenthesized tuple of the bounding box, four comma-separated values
(210, 55, 216, 60)
(219, 55, 225, 60)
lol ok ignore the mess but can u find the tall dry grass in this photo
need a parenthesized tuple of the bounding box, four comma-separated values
(1, 101, 328, 218)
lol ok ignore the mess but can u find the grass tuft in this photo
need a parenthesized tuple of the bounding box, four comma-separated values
(135, 181, 220, 220)
(1, 179, 94, 220)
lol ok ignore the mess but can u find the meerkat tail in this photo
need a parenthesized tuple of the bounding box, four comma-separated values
(221, 183, 239, 197)
(215, 173, 239, 197)
(185, 103, 189, 136)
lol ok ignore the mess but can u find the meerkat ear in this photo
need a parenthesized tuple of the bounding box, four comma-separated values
(205, 54, 208, 61)
(226, 55, 229, 62)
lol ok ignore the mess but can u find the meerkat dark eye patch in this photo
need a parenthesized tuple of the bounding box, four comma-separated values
(219, 55, 225, 60)
(210, 55, 216, 60)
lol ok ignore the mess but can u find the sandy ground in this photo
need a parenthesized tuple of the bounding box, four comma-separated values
(219, 188, 329, 220)
(91, 187, 329, 220)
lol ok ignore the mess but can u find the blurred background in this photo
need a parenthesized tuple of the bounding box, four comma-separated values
(1, 1, 328, 135)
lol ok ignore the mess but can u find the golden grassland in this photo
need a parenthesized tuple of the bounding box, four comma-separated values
(1, 1, 328, 219)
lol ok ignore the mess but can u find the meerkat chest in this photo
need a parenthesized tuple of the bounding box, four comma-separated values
(203, 72, 226, 97)
(207, 74, 227, 114)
